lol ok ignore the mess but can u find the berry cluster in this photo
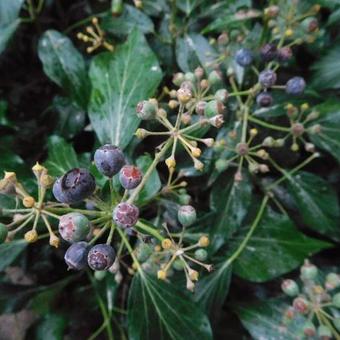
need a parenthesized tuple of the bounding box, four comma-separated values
(280, 260, 340, 338)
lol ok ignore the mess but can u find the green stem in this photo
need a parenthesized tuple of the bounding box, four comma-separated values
(116, 227, 141, 270)
(267, 153, 318, 191)
(223, 195, 269, 268)
(127, 140, 172, 203)
(45, 207, 104, 216)
(135, 220, 164, 241)
(248, 115, 291, 132)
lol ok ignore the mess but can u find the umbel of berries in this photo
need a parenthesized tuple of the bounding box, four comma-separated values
(119, 165, 143, 190)
(64, 241, 89, 270)
(59, 212, 90, 243)
(53, 168, 96, 204)
(88, 244, 115, 271)
(94, 144, 125, 178)
(113, 202, 139, 228)
(235, 48, 253, 67)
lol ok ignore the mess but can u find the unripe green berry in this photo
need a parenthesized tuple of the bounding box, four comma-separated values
(318, 325, 332, 339)
(136, 100, 157, 120)
(136, 243, 153, 262)
(262, 136, 274, 147)
(214, 89, 229, 103)
(300, 260, 318, 281)
(302, 320, 316, 337)
(0, 223, 8, 243)
(208, 70, 222, 85)
(194, 249, 208, 261)
(204, 100, 225, 118)
(332, 292, 340, 308)
(184, 72, 196, 83)
(178, 205, 196, 227)
(59, 213, 90, 243)
(281, 279, 299, 297)
(325, 272, 340, 290)
(179, 194, 191, 205)
(94, 270, 107, 281)
(173, 259, 185, 271)
(215, 159, 229, 172)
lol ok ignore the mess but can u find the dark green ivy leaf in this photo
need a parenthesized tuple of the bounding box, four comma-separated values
(235, 298, 307, 340)
(307, 100, 340, 162)
(0, 240, 27, 272)
(210, 172, 252, 253)
(44, 135, 79, 176)
(128, 272, 213, 340)
(88, 29, 162, 149)
(35, 313, 67, 340)
(38, 30, 90, 109)
(231, 208, 331, 282)
(285, 171, 340, 242)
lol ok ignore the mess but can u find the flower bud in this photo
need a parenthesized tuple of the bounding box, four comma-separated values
(281, 279, 299, 297)
(189, 268, 199, 281)
(259, 164, 269, 173)
(165, 156, 176, 169)
(24, 230, 38, 243)
(40, 174, 54, 188)
(236, 143, 249, 156)
(22, 196, 35, 208)
(178, 205, 196, 227)
(177, 88, 192, 104)
(199, 235, 209, 247)
(291, 123, 304, 137)
(161, 238, 172, 250)
(201, 138, 214, 147)
(194, 159, 204, 171)
(304, 143, 315, 153)
(256, 149, 269, 160)
(200, 79, 209, 89)
(49, 233, 60, 248)
(157, 270, 167, 280)
(300, 260, 318, 281)
(217, 32, 228, 45)
(209, 114, 224, 128)
(264, 5, 279, 17)
(277, 46, 292, 61)
(274, 138, 285, 147)
(135, 128, 148, 139)
(168, 100, 179, 110)
(181, 112, 191, 125)
(186, 278, 195, 291)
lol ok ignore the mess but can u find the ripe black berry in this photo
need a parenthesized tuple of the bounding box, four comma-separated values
(94, 144, 125, 177)
(258, 70, 277, 88)
(88, 244, 115, 271)
(64, 241, 89, 270)
(113, 202, 139, 228)
(235, 48, 254, 67)
(256, 92, 273, 107)
(260, 43, 277, 62)
(286, 77, 306, 95)
(53, 168, 96, 204)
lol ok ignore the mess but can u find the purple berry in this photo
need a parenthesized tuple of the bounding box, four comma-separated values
(53, 168, 96, 203)
(260, 43, 277, 62)
(256, 92, 273, 107)
(113, 202, 139, 228)
(277, 47, 292, 62)
(235, 48, 254, 67)
(88, 244, 115, 271)
(59, 212, 90, 243)
(259, 70, 277, 88)
(286, 77, 306, 95)
(119, 165, 143, 190)
(94, 144, 125, 177)
(64, 241, 89, 270)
